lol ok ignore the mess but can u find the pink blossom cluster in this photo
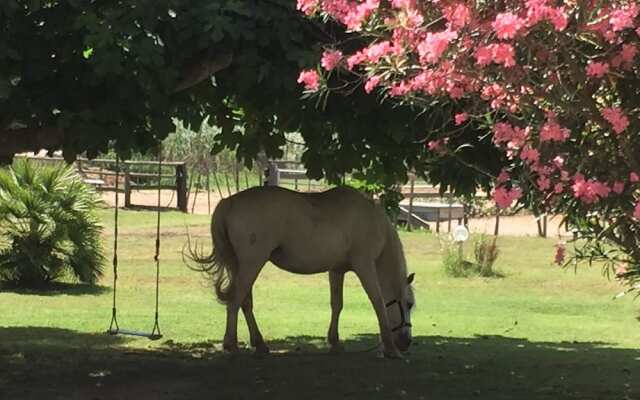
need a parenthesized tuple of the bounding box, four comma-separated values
(297, 70, 320, 91)
(297, 0, 380, 31)
(571, 174, 611, 204)
(299, 0, 640, 231)
(493, 186, 523, 209)
(601, 107, 630, 134)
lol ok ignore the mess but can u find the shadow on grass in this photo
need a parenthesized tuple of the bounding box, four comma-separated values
(0, 282, 110, 296)
(1, 327, 638, 400)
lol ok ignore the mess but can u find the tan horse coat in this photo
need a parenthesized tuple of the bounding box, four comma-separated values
(190, 186, 414, 358)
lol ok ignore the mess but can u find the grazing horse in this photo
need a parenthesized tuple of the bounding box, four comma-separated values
(189, 186, 415, 358)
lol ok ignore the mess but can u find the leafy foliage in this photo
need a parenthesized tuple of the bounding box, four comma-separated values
(0, 0, 500, 196)
(0, 160, 105, 287)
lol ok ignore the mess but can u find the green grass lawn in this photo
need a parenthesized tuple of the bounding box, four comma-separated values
(1, 208, 638, 399)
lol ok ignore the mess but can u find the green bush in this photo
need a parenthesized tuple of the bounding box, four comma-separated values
(0, 160, 105, 287)
(474, 235, 500, 277)
(441, 234, 502, 278)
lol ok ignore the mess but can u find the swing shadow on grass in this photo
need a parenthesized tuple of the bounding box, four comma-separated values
(1, 327, 638, 400)
(0, 281, 110, 296)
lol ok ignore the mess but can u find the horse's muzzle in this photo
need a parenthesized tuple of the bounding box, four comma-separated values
(395, 332, 412, 352)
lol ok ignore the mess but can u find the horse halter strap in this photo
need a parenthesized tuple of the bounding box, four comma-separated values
(385, 299, 412, 332)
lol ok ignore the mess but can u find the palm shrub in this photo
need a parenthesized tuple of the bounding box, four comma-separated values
(0, 160, 105, 287)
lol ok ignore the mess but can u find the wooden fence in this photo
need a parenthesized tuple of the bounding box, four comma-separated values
(17, 156, 189, 213)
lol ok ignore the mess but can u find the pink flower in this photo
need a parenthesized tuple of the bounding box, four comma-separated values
(427, 138, 448, 154)
(418, 30, 457, 64)
(537, 175, 551, 191)
(630, 172, 640, 183)
(609, 4, 639, 32)
(321, 50, 343, 71)
(442, 3, 471, 29)
(492, 43, 516, 67)
(347, 51, 367, 70)
(586, 61, 609, 78)
(365, 41, 394, 63)
(520, 146, 540, 164)
(553, 183, 564, 194)
(612, 181, 625, 194)
(572, 174, 611, 204)
(634, 201, 640, 219)
(601, 107, 630, 134)
(475, 46, 494, 66)
(296, 0, 318, 15)
(364, 75, 381, 93)
(552, 155, 565, 168)
(389, 80, 412, 97)
(540, 119, 570, 142)
(620, 43, 638, 63)
(497, 170, 510, 183)
(554, 242, 566, 265)
(493, 186, 522, 209)
(492, 12, 525, 39)
(454, 112, 469, 125)
(615, 262, 629, 277)
(297, 69, 320, 91)
(547, 7, 569, 31)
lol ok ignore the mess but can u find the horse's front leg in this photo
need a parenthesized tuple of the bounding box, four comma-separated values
(353, 263, 402, 359)
(223, 261, 264, 354)
(327, 270, 345, 353)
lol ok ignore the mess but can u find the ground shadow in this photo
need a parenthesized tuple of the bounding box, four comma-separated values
(0, 282, 110, 296)
(1, 328, 637, 400)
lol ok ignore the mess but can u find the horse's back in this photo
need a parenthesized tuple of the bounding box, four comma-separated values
(216, 186, 390, 272)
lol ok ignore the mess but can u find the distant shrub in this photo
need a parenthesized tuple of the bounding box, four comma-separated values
(474, 235, 500, 277)
(441, 234, 502, 278)
(0, 160, 105, 287)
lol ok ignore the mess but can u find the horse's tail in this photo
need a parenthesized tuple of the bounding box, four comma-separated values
(185, 198, 237, 304)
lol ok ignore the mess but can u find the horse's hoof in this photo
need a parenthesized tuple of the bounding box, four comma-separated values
(328, 344, 345, 354)
(223, 343, 240, 354)
(253, 344, 270, 357)
(383, 349, 403, 359)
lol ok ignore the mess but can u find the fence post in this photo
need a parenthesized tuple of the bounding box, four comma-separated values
(266, 162, 279, 186)
(176, 163, 188, 213)
(447, 193, 453, 233)
(407, 175, 415, 232)
(124, 164, 131, 208)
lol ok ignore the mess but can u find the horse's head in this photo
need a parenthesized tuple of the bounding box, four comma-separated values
(387, 272, 415, 352)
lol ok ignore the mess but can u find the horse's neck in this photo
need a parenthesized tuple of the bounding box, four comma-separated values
(377, 228, 407, 301)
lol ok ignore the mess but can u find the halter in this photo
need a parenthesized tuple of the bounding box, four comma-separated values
(385, 299, 412, 332)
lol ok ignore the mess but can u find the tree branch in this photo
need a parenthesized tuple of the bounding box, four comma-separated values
(0, 51, 233, 164)
(173, 51, 233, 93)
(0, 126, 65, 164)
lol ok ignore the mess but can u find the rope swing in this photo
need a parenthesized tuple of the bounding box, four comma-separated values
(107, 153, 163, 341)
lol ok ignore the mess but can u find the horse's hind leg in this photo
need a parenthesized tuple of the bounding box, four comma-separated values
(327, 270, 345, 353)
(223, 260, 265, 353)
(242, 289, 269, 355)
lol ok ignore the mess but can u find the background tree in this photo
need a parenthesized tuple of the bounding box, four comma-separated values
(0, 0, 502, 194)
(298, 0, 640, 290)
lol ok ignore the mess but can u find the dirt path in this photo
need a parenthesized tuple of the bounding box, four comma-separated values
(102, 189, 570, 237)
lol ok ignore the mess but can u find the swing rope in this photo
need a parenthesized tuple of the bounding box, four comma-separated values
(107, 157, 121, 335)
(107, 153, 163, 341)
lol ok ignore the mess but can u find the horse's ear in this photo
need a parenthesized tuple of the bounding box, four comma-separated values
(407, 273, 415, 285)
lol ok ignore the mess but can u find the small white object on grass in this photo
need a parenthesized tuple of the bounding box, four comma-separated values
(453, 225, 469, 242)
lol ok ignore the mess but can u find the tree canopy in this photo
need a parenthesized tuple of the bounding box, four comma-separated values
(299, 0, 640, 289)
(0, 0, 502, 193)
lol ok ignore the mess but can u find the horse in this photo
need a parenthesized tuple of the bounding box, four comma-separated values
(188, 185, 415, 358)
